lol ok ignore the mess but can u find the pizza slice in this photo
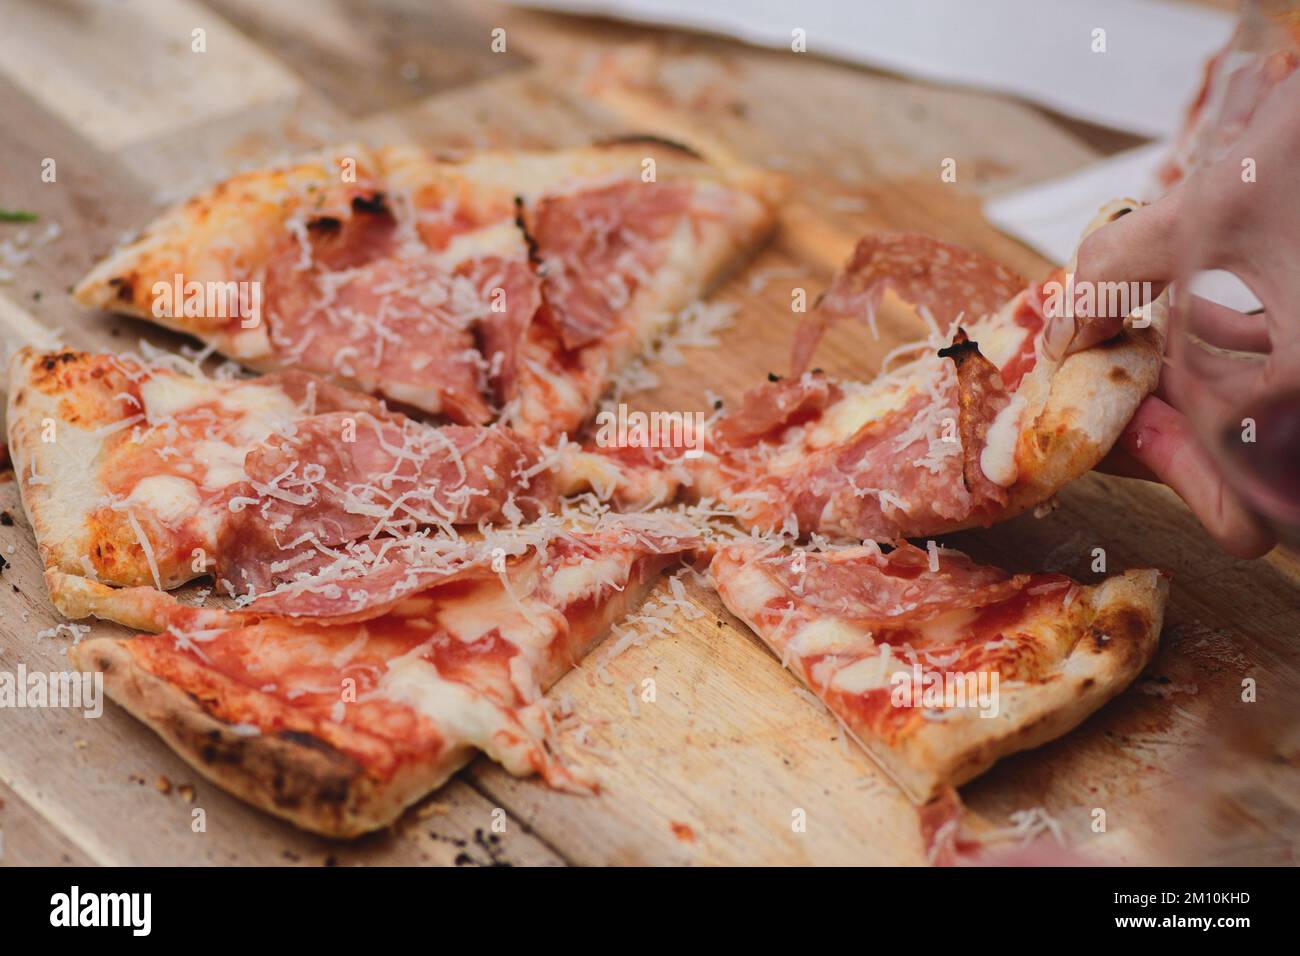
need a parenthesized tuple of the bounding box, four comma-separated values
(65, 515, 701, 836)
(690, 200, 1166, 541)
(710, 539, 1167, 802)
(74, 140, 783, 439)
(6, 347, 662, 620)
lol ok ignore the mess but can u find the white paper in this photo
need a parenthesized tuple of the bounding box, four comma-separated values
(513, 0, 1234, 137)
(982, 145, 1261, 313)
(982, 142, 1168, 265)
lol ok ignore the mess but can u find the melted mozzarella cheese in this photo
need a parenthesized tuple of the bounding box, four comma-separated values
(912, 606, 980, 644)
(789, 617, 871, 657)
(376, 655, 521, 754)
(804, 378, 917, 449)
(191, 439, 252, 492)
(547, 555, 628, 605)
(829, 652, 900, 695)
(127, 474, 201, 527)
(139, 374, 212, 421)
(435, 219, 525, 268)
(980, 391, 1027, 488)
(435, 580, 558, 651)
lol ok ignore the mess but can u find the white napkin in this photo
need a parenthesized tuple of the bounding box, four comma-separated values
(512, 0, 1234, 137)
(983, 143, 1168, 264)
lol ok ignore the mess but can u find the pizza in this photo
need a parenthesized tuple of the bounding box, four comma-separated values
(5, 346, 661, 620)
(687, 201, 1166, 541)
(711, 539, 1167, 803)
(73, 140, 783, 440)
(11, 168, 1175, 848)
(64, 515, 701, 837)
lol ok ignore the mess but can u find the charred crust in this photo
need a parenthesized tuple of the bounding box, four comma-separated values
(180, 716, 361, 811)
(1092, 604, 1149, 650)
(39, 349, 86, 372)
(307, 215, 342, 234)
(593, 133, 703, 159)
(107, 276, 135, 302)
(350, 192, 389, 216)
(1108, 365, 1130, 383)
(278, 729, 345, 755)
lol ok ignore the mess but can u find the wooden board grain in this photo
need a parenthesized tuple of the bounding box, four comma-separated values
(0, 0, 1296, 867)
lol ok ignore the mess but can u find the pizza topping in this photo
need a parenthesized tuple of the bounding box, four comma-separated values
(697, 375, 980, 540)
(998, 282, 1049, 390)
(713, 373, 843, 449)
(215, 414, 557, 596)
(918, 786, 982, 866)
(265, 250, 541, 424)
(939, 329, 1012, 505)
(530, 179, 694, 350)
(791, 233, 1025, 375)
(729, 542, 1036, 640)
(107, 518, 699, 793)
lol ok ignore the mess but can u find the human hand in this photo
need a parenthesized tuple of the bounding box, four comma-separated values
(1044, 71, 1300, 558)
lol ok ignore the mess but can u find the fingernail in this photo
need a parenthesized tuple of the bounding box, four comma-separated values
(1042, 312, 1076, 362)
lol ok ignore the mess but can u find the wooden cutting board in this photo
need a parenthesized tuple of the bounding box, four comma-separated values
(0, 0, 1295, 867)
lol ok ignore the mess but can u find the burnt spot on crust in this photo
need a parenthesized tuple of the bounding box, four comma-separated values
(350, 192, 389, 216)
(278, 729, 344, 755)
(1087, 603, 1153, 672)
(936, 327, 981, 366)
(186, 721, 360, 810)
(107, 276, 135, 302)
(1093, 604, 1150, 646)
(39, 349, 86, 373)
(307, 215, 342, 234)
(593, 133, 704, 160)
(1108, 365, 1131, 383)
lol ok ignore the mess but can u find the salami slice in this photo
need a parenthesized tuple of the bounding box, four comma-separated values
(763, 542, 1024, 625)
(792, 234, 1024, 375)
(530, 179, 694, 351)
(215, 414, 556, 596)
(713, 374, 842, 448)
(265, 251, 540, 425)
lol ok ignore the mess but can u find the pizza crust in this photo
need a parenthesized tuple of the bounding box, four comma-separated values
(714, 549, 1167, 805)
(5, 348, 169, 589)
(873, 569, 1167, 802)
(73, 144, 383, 362)
(999, 306, 1164, 522)
(995, 199, 1166, 522)
(69, 636, 468, 838)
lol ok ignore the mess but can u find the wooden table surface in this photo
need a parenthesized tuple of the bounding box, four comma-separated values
(0, 0, 1296, 867)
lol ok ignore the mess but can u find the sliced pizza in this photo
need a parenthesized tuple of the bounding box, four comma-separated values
(65, 515, 701, 837)
(689, 200, 1166, 541)
(711, 539, 1167, 803)
(74, 140, 783, 440)
(6, 347, 662, 619)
